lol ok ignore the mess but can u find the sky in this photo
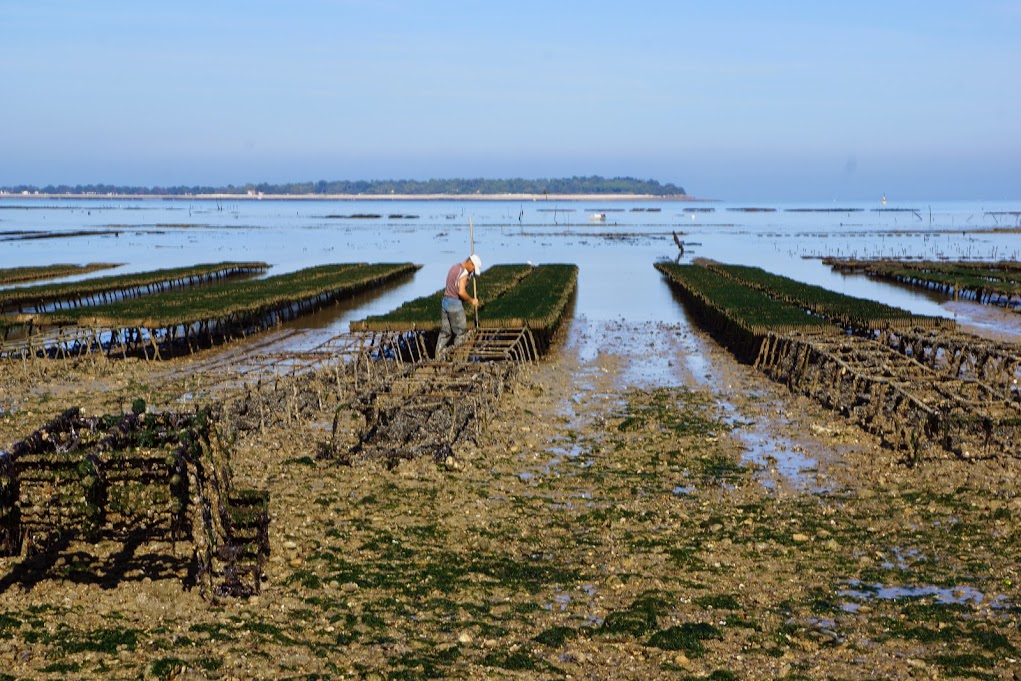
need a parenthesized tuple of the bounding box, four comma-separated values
(1, 1, 1019, 201)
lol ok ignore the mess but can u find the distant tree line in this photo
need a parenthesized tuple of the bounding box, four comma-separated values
(2, 176, 686, 197)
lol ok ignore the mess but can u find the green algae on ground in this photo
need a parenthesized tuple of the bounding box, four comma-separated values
(24, 624, 141, 655)
(694, 593, 742, 610)
(534, 625, 582, 648)
(599, 592, 672, 638)
(481, 649, 555, 673)
(646, 622, 723, 656)
(615, 386, 726, 439)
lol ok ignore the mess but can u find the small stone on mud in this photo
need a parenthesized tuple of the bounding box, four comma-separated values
(341, 582, 359, 593)
(792, 533, 810, 543)
(674, 653, 690, 666)
(457, 631, 473, 645)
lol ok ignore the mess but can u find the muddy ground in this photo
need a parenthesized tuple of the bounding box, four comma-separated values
(0, 318, 1019, 680)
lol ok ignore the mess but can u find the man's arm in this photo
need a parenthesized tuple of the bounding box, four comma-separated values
(457, 273, 479, 307)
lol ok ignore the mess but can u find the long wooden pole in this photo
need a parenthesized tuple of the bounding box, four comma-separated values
(470, 217, 479, 328)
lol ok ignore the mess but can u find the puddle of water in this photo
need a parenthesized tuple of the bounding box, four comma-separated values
(564, 315, 602, 367)
(514, 440, 595, 488)
(685, 352, 712, 387)
(806, 616, 838, 629)
(546, 585, 600, 619)
(839, 579, 1011, 613)
(716, 398, 824, 491)
(881, 547, 925, 571)
(551, 593, 571, 612)
(541, 444, 586, 475)
(547, 443, 584, 461)
(739, 427, 820, 490)
(566, 316, 706, 393)
(616, 323, 689, 388)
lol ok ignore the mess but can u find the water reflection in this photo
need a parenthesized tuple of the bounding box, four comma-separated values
(839, 579, 1011, 613)
(3, 197, 1021, 340)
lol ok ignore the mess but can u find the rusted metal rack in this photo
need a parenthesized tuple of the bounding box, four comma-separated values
(346, 357, 515, 468)
(320, 328, 537, 467)
(166, 328, 538, 404)
(874, 327, 1021, 400)
(755, 332, 1021, 460)
(448, 327, 539, 363)
(0, 408, 269, 599)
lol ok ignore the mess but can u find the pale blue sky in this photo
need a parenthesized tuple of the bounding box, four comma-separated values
(2, 1, 1018, 200)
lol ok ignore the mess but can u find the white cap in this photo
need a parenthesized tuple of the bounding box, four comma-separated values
(469, 253, 482, 275)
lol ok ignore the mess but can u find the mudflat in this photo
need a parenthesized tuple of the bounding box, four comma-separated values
(0, 318, 1018, 679)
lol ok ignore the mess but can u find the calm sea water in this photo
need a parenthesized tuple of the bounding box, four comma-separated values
(3, 197, 1021, 343)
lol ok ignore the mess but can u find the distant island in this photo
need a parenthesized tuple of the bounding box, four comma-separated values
(0, 176, 687, 199)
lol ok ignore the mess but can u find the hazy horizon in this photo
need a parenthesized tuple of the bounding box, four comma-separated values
(2, 2, 1018, 202)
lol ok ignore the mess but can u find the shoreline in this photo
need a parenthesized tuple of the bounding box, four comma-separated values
(0, 192, 704, 202)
